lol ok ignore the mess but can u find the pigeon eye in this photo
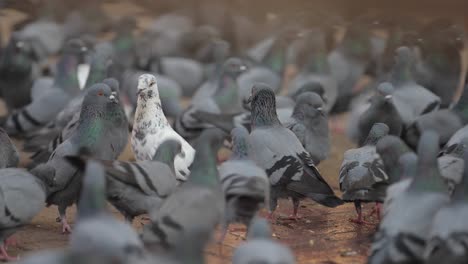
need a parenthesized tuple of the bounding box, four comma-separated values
(97, 91, 104, 96)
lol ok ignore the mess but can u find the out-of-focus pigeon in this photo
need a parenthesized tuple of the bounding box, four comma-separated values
(285, 92, 330, 165)
(424, 149, 468, 263)
(247, 84, 342, 219)
(287, 29, 338, 112)
(33, 83, 125, 233)
(141, 128, 225, 250)
(368, 131, 450, 263)
(389, 46, 440, 125)
(132, 74, 195, 181)
(404, 83, 468, 149)
(415, 21, 464, 107)
(2, 39, 88, 135)
(220, 127, 269, 230)
(175, 58, 246, 140)
(232, 216, 296, 264)
(0, 35, 35, 111)
(0, 128, 19, 168)
(0, 168, 47, 260)
(357, 82, 403, 146)
(339, 123, 389, 224)
(68, 160, 146, 263)
(66, 140, 181, 222)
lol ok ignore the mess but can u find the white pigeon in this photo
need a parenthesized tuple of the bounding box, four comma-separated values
(131, 74, 195, 181)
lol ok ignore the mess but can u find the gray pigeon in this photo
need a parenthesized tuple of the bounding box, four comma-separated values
(389, 46, 440, 125)
(0, 128, 19, 168)
(404, 83, 468, 149)
(66, 140, 181, 222)
(33, 83, 125, 233)
(424, 150, 468, 263)
(68, 160, 146, 263)
(220, 127, 269, 231)
(339, 123, 389, 224)
(0, 35, 35, 111)
(247, 84, 342, 219)
(232, 216, 296, 264)
(357, 82, 403, 146)
(0, 168, 47, 261)
(141, 128, 225, 251)
(175, 58, 247, 140)
(285, 92, 330, 165)
(2, 39, 88, 135)
(368, 131, 450, 264)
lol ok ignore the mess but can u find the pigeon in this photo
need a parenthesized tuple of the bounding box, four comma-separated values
(357, 82, 403, 146)
(247, 84, 342, 219)
(289, 81, 328, 108)
(141, 128, 225, 250)
(0, 168, 47, 261)
(232, 216, 296, 264)
(0, 35, 35, 111)
(438, 138, 467, 193)
(424, 150, 468, 263)
(404, 83, 468, 149)
(132, 74, 195, 181)
(66, 139, 181, 222)
(368, 131, 450, 264)
(68, 159, 146, 263)
(285, 92, 330, 165)
(389, 46, 441, 126)
(220, 127, 269, 231)
(34, 83, 125, 233)
(339, 123, 389, 224)
(415, 21, 464, 108)
(2, 39, 88, 135)
(175, 58, 247, 140)
(328, 18, 373, 113)
(287, 28, 338, 113)
(0, 128, 19, 168)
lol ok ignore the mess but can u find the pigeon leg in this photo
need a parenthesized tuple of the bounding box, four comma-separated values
(267, 196, 278, 222)
(4, 236, 17, 250)
(349, 201, 370, 225)
(58, 206, 72, 234)
(287, 198, 302, 220)
(368, 202, 382, 220)
(0, 243, 18, 261)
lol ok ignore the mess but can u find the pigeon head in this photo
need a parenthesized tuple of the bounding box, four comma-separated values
(0, 35, 35, 76)
(137, 74, 159, 100)
(222, 57, 247, 78)
(249, 83, 281, 128)
(371, 82, 394, 105)
(84, 42, 115, 89)
(102, 78, 120, 102)
(411, 131, 447, 193)
(83, 83, 117, 107)
(376, 135, 412, 182)
(152, 139, 182, 171)
(77, 160, 107, 220)
(247, 216, 272, 240)
(390, 46, 416, 85)
(230, 126, 250, 159)
(398, 152, 418, 180)
(292, 82, 326, 103)
(63, 38, 88, 63)
(293, 92, 325, 120)
(364, 123, 389, 146)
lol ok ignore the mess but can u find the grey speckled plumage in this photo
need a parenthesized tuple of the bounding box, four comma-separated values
(220, 127, 269, 229)
(285, 92, 330, 165)
(0, 168, 47, 260)
(369, 131, 450, 264)
(232, 216, 296, 264)
(247, 84, 342, 218)
(69, 160, 146, 263)
(141, 129, 225, 252)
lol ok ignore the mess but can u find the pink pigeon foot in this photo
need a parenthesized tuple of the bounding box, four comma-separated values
(61, 218, 72, 234)
(0, 244, 18, 261)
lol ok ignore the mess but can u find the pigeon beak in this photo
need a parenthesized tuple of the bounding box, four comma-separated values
(384, 95, 392, 101)
(109, 93, 118, 103)
(81, 46, 88, 53)
(316, 107, 324, 115)
(239, 65, 247, 72)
